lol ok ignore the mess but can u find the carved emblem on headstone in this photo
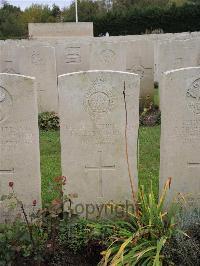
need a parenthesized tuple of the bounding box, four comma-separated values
(173, 57, 183, 69)
(83, 76, 116, 117)
(100, 49, 115, 65)
(88, 92, 110, 113)
(31, 50, 44, 65)
(187, 78, 200, 114)
(0, 86, 12, 122)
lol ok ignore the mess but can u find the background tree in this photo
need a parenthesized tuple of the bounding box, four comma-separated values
(22, 4, 52, 23)
(0, 0, 200, 39)
(63, 0, 104, 22)
(0, 2, 26, 39)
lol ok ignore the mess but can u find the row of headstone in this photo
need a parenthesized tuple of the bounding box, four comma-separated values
(1, 68, 200, 219)
(2, 31, 200, 113)
(0, 42, 58, 112)
(0, 38, 155, 111)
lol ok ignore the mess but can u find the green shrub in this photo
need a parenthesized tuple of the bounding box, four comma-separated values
(2, 2, 200, 39)
(59, 218, 89, 253)
(163, 207, 200, 265)
(99, 179, 179, 265)
(38, 112, 59, 131)
(1, 178, 199, 266)
(0, 221, 47, 265)
(0, 177, 66, 265)
(140, 96, 161, 127)
(59, 218, 116, 254)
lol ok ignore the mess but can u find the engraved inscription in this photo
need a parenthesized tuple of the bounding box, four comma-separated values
(100, 49, 115, 65)
(187, 78, 200, 114)
(31, 51, 44, 65)
(173, 57, 183, 69)
(85, 151, 115, 197)
(0, 86, 12, 122)
(0, 168, 14, 174)
(0, 126, 34, 144)
(65, 46, 81, 64)
(2, 60, 18, 74)
(188, 162, 200, 167)
(66, 123, 121, 145)
(175, 118, 200, 143)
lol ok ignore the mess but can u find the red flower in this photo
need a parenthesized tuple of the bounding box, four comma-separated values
(9, 181, 14, 188)
(32, 200, 37, 206)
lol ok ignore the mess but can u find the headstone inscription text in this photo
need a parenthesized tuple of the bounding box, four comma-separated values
(65, 46, 81, 64)
(0, 74, 41, 221)
(160, 67, 200, 204)
(59, 71, 140, 216)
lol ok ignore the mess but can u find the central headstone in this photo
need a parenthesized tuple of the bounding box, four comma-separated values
(59, 71, 139, 217)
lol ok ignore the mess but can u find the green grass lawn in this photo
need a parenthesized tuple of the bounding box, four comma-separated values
(40, 126, 161, 205)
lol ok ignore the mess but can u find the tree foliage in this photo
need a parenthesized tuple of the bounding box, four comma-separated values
(0, 0, 200, 39)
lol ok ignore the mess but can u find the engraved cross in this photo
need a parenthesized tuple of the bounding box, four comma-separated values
(85, 151, 115, 198)
(0, 168, 14, 174)
(188, 162, 200, 167)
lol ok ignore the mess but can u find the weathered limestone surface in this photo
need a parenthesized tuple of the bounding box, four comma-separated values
(59, 71, 140, 217)
(0, 74, 41, 220)
(0, 42, 58, 112)
(55, 40, 91, 75)
(125, 40, 154, 101)
(156, 38, 200, 83)
(89, 41, 126, 71)
(28, 22, 94, 38)
(160, 67, 200, 204)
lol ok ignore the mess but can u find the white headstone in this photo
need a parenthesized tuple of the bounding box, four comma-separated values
(0, 74, 41, 220)
(59, 71, 139, 217)
(89, 41, 126, 71)
(156, 38, 200, 84)
(0, 42, 58, 112)
(23, 45, 58, 112)
(160, 67, 200, 204)
(55, 40, 91, 75)
(125, 40, 154, 101)
(29, 22, 94, 39)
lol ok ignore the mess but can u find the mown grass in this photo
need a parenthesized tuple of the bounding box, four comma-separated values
(40, 130, 61, 205)
(138, 125, 160, 196)
(40, 126, 161, 205)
